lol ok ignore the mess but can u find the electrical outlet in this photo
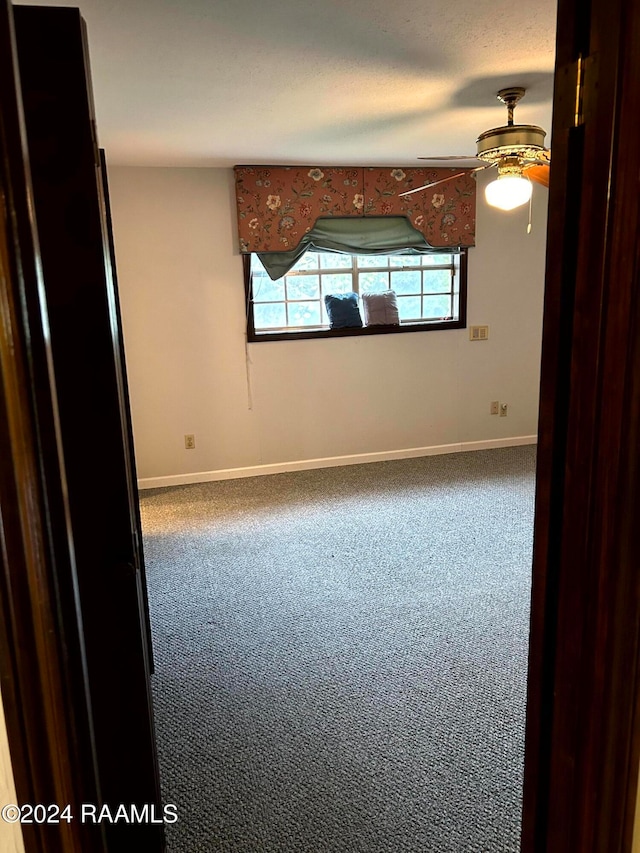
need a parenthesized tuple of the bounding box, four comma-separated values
(184, 434, 196, 449)
(500, 403, 508, 417)
(490, 401, 499, 415)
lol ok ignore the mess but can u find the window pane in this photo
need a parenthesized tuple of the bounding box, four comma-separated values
(423, 295, 452, 319)
(319, 252, 352, 270)
(254, 302, 287, 329)
(356, 255, 389, 268)
(322, 273, 352, 294)
(423, 269, 451, 293)
(286, 275, 320, 300)
(251, 255, 268, 273)
(391, 270, 421, 295)
(389, 256, 420, 267)
(288, 301, 321, 327)
(294, 251, 320, 271)
(253, 274, 285, 302)
(397, 296, 422, 321)
(247, 250, 463, 335)
(359, 271, 389, 292)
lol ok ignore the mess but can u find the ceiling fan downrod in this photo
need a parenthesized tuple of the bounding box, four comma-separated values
(497, 87, 526, 126)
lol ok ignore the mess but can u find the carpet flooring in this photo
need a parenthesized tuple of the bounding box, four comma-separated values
(141, 446, 536, 852)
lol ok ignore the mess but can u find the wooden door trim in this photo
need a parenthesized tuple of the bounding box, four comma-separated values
(11, 10, 163, 848)
(0, 1, 105, 850)
(522, 0, 640, 848)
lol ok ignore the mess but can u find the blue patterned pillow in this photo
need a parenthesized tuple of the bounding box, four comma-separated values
(324, 292, 363, 329)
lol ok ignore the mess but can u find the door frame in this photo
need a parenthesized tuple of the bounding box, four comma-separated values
(10, 9, 163, 848)
(522, 0, 640, 848)
(0, 1, 106, 851)
(2, 0, 640, 850)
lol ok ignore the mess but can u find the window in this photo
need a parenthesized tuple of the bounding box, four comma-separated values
(245, 249, 468, 341)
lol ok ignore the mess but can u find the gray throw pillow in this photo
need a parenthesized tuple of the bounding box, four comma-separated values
(361, 291, 400, 326)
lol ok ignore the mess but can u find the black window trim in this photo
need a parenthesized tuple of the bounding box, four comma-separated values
(243, 249, 468, 343)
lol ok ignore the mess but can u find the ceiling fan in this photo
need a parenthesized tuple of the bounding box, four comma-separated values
(401, 87, 550, 211)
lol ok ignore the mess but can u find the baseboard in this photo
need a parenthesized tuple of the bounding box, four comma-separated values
(137, 435, 537, 490)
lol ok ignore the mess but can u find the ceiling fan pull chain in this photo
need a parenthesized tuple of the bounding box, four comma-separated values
(527, 179, 533, 234)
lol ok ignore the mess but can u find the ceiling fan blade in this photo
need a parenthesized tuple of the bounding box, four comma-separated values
(524, 163, 550, 188)
(417, 155, 480, 161)
(521, 149, 551, 168)
(399, 163, 495, 198)
(400, 172, 466, 197)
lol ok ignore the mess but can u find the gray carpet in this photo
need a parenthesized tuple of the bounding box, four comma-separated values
(141, 446, 536, 853)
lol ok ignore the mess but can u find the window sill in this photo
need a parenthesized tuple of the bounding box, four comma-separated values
(247, 319, 466, 343)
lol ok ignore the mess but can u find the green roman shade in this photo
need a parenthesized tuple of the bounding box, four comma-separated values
(258, 216, 442, 280)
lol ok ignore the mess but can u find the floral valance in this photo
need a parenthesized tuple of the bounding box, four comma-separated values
(234, 165, 476, 253)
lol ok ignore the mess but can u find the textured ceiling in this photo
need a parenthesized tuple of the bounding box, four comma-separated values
(14, 0, 558, 167)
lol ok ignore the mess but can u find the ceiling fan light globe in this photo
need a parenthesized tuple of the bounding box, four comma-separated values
(485, 175, 532, 211)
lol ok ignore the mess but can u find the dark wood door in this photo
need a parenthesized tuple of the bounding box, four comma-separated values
(11, 6, 163, 851)
(99, 147, 155, 672)
(521, 0, 640, 848)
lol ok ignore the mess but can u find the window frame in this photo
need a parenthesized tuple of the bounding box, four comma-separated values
(243, 249, 468, 342)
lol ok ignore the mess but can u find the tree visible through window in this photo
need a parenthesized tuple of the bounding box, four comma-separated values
(246, 249, 467, 341)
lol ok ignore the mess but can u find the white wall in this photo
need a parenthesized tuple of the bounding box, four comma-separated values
(108, 166, 547, 486)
